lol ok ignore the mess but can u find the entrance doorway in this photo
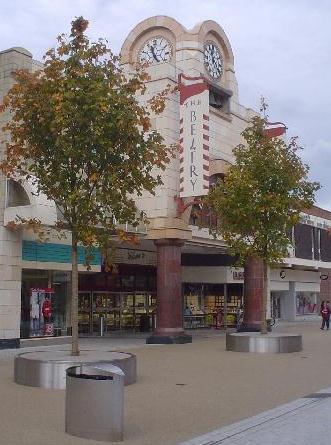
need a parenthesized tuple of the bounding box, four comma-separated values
(92, 292, 121, 334)
(78, 291, 156, 335)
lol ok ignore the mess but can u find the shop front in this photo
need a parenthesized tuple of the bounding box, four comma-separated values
(21, 261, 245, 338)
(78, 291, 156, 334)
(77, 264, 157, 335)
(270, 269, 321, 321)
(183, 283, 243, 329)
(21, 264, 157, 338)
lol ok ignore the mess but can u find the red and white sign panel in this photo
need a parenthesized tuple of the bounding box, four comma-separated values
(264, 127, 286, 138)
(179, 74, 209, 198)
(264, 122, 286, 139)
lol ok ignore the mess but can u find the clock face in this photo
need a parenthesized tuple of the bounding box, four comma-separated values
(138, 36, 172, 64)
(204, 42, 223, 79)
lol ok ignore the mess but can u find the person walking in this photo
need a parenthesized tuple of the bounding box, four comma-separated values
(236, 305, 244, 331)
(320, 301, 330, 330)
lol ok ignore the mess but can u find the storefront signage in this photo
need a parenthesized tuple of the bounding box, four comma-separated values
(127, 250, 145, 261)
(232, 270, 244, 280)
(115, 248, 156, 266)
(179, 74, 209, 198)
(300, 213, 331, 230)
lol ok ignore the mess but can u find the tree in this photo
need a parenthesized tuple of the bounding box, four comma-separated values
(0, 17, 171, 355)
(205, 106, 320, 334)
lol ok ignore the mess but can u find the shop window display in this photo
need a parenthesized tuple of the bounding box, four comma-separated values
(77, 291, 156, 334)
(121, 293, 135, 329)
(91, 292, 122, 334)
(21, 269, 70, 339)
(296, 292, 318, 315)
(183, 284, 206, 328)
(183, 283, 243, 329)
(78, 292, 92, 334)
(30, 288, 54, 336)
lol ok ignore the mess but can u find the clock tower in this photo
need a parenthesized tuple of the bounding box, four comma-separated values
(121, 16, 253, 343)
(121, 16, 244, 219)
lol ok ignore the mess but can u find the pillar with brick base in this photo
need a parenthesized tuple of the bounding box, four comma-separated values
(146, 239, 192, 344)
(241, 256, 264, 331)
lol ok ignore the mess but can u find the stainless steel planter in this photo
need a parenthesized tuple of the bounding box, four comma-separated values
(226, 332, 302, 353)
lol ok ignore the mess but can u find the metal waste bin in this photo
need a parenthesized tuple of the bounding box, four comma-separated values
(65, 364, 124, 442)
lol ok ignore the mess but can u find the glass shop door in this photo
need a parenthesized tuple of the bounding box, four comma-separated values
(120, 293, 135, 330)
(78, 292, 92, 334)
(91, 292, 122, 335)
(92, 292, 108, 335)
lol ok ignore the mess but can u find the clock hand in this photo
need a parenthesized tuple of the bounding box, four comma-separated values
(211, 50, 215, 65)
(150, 45, 159, 62)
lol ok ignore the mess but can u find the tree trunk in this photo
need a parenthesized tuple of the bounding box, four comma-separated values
(260, 259, 268, 335)
(71, 232, 80, 356)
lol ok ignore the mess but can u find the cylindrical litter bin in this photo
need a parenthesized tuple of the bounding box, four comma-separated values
(65, 364, 124, 442)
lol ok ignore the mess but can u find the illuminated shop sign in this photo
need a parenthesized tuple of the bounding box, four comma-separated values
(179, 74, 209, 198)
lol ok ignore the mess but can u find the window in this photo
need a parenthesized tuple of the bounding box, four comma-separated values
(320, 229, 331, 262)
(296, 292, 317, 315)
(189, 203, 211, 227)
(209, 173, 224, 187)
(294, 224, 313, 260)
(6, 179, 30, 207)
(208, 84, 232, 114)
(313, 227, 321, 261)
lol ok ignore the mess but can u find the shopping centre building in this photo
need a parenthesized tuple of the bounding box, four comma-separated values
(0, 16, 331, 347)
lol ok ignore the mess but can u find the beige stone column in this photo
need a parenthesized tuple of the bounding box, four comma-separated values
(0, 48, 33, 347)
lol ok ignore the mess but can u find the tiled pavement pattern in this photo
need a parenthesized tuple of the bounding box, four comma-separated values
(178, 387, 331, 445)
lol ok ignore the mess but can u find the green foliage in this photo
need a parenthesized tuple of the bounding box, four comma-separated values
(0, 16, 170, 260)
(205, 112, 320, 265)
(0, 16, 174, 354)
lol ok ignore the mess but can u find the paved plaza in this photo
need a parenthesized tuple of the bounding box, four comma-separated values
(179, 387, 331, 445)
(1, 322, 331, 444)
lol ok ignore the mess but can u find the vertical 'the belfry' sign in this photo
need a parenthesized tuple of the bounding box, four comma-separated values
(179, 74, 210, 198)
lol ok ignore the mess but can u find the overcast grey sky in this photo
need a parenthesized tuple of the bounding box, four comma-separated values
(1, 0, 330, 209)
